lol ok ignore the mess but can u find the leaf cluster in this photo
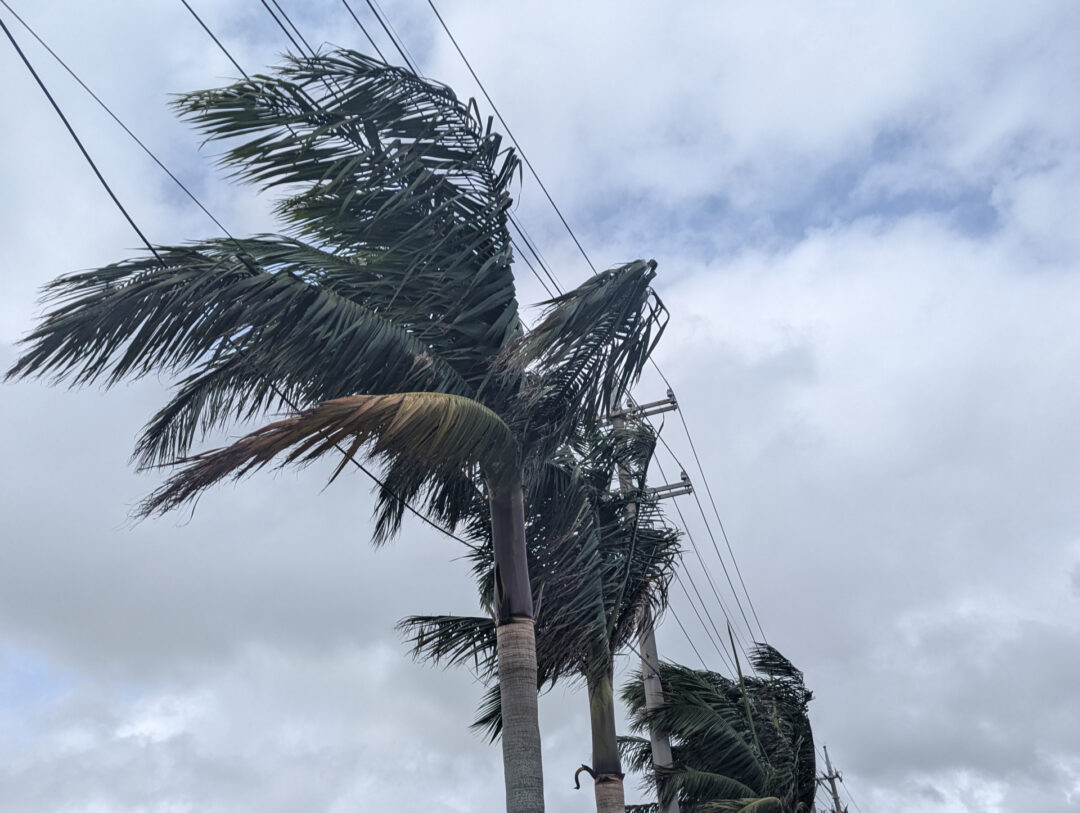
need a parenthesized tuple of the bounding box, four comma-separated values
(620, 646, 816, 813)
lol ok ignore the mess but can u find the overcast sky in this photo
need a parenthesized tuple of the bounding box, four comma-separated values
(3, 1, 1080, 811)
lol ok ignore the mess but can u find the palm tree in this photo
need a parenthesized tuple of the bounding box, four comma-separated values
(400, 420, 682, 813)
(620, 646, 816, 813)
(6, 50, 667, 813)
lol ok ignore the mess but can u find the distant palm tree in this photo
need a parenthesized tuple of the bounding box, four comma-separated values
(620, 646, 816, 813)
(400, 420, 681, 813)
(6, 49, 667, 813)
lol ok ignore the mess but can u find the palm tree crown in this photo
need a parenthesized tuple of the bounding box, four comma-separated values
(621, 646, 816, 813)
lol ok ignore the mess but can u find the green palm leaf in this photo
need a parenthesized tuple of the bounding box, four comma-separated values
(700, 797, 784, 813)
(398, 614, 497, 671)
(175, 50, 522, 385)
(669, 768, 761, 804)
(621, 654, 816, 812)
(6, 241, 469, 396)
(508, 259, 668, 446)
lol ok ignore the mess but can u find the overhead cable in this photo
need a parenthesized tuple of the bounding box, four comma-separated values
(339, 0, 562, 298)
(422, 1, 768, 655)
(3, 5, 481, 553)
(426, 0, 596, 274)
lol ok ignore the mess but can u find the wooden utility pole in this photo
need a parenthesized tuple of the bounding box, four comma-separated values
(612, 392, 686, 813)
(816, 745, 847, 813)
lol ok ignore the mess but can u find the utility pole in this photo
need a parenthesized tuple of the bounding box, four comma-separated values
(816, 745, 847, 813)
(612, 391, 687, 813)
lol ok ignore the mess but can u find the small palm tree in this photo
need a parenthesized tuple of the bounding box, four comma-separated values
(401, 420, 682, 813)
(620, 646, 816, 813)
(6, 49, 667, 813)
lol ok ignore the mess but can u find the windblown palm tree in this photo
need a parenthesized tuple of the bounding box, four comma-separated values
(620, 646, 816, 813)
(400, 420, 682, 813)
(6, 50, 666, 813)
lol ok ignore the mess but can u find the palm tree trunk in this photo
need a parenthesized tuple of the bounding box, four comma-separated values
(490, 473, 544, 813)
(587, 669, 626, 813)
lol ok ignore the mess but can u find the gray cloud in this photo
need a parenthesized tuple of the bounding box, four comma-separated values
(4, 2, 1080, 811)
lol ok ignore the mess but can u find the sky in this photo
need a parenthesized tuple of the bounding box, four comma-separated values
(2, 1, 1080, 811)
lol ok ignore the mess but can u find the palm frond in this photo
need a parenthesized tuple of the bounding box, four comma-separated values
(622, 654, 816, 812)
(668, 769, 761, 806)
(471, 683, 504, 743)
(6, 242, 471, 431)
(398, 614, 496, 674)
(175, 50, 522, 386)
(749, 644, 804, 684)
(623, 664, 767, 793)
(414, 424, 684, 743)
(507, 259, 668, 446)
(138, 392, 516, 517)
(369, 462, 489, 546)
(699, 797, 784, 813)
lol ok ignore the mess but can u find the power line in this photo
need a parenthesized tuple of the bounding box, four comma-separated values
(2, 4, 481, 553)
(259, 0, 305, 55)
(0, 0, 235, 242)
(339, 0, 562, 300)
(838, 767, 864, 813)
(362, 0, 419, 74)
(0, 12, 160, 267)
(667, 580, 719, 673)
(370, 0, 421, 76)
(341, 0, 386, 62)
(426, 0, 596, 275)
(268, 0, 315, 55)
(178, 0, 248, 78)
(651, 366, 767, 642)
(649, 415, 760, 643)
(419, 3, 769, 654)
(508, 214, 560, 296)
(621, 388, 767, 670)
(652, 454, 754, 655)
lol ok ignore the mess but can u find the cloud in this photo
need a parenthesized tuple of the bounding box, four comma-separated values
(0, 643, 511, 813)
(4, 1, 1080, 810)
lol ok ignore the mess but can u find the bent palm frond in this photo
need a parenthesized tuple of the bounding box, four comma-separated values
(175, 50, 523, 383)
(668, 768, 762, 805)
(507, 259, 668, 446)
(6, 241, 469, 397)
(369, 462, 489, 546)
(139, 392, 516, 517)
(622, 653, 816, 812)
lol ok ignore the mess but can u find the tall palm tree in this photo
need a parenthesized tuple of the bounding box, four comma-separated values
(400, 420, 682, 813)
(6, 50, 666, 813)
(620, 646, 816, 813)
